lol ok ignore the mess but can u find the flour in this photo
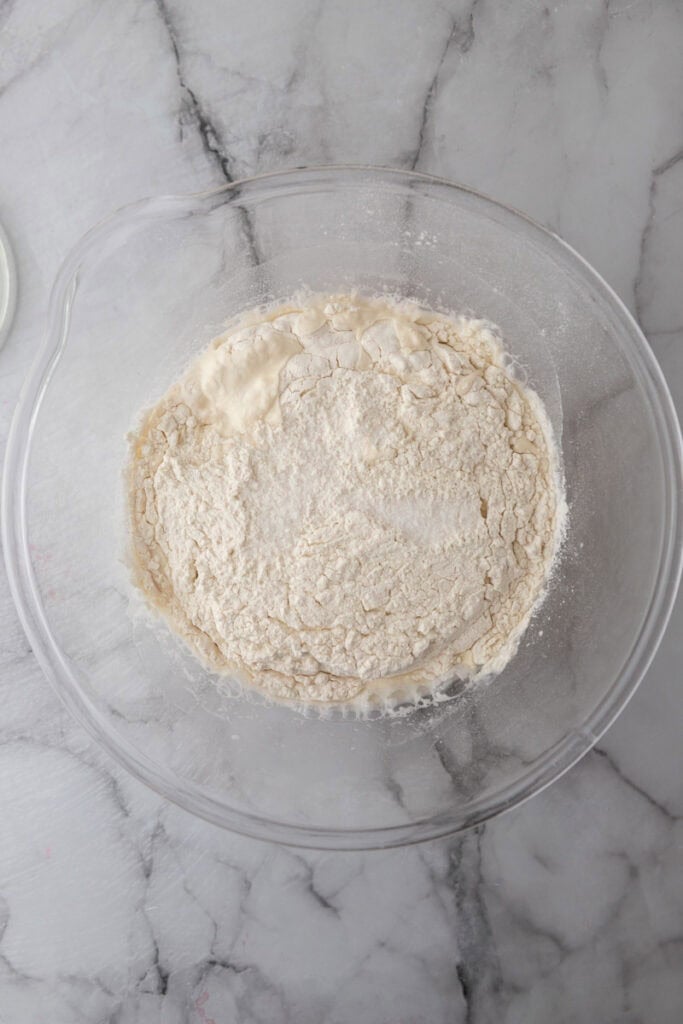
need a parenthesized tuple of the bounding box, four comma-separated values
(128, 295, 566, 706)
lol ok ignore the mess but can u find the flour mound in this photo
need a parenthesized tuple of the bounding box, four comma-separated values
(128, 295, 565, 705)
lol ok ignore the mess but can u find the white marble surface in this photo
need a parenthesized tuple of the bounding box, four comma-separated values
(1, 0, 682, 1020)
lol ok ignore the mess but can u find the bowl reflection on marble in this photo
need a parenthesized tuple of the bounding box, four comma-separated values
(3, 166, 681, 849)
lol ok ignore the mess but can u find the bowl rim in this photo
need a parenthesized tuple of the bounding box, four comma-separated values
(3, 164, 682, 850)
(0, 218, 18, 351)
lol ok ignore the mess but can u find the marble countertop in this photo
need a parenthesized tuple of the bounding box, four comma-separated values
(1, 1, 682, 1021)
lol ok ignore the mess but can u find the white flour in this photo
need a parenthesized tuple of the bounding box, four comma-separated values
(128, 295, 566, 706)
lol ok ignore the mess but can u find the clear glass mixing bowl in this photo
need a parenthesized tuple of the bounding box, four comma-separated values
(3, 167, 682, 849)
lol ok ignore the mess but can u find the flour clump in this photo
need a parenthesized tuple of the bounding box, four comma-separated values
(128, 294, 566, 706)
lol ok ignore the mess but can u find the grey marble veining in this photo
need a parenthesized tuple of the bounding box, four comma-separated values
(1, 1, 682, 1021)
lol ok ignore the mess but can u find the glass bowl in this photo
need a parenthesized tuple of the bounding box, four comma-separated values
(3, 167, 681, 849)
